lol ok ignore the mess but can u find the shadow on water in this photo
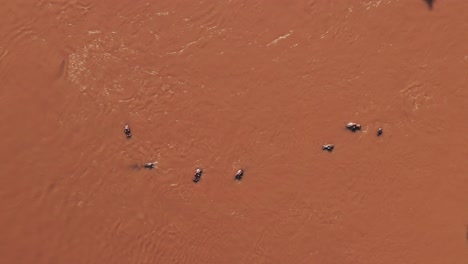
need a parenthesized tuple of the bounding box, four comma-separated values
(423, 0, 435, 10)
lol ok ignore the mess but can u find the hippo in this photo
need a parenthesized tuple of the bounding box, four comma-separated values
(322, 144, 334, 152)
(124, 124, 132, 138)
(234, 169, 244, 181)
(377, 128, 383, 136)
(346, 122, 361, 132)
(144, 162, 155, 169)
(193, 168, 203, 183)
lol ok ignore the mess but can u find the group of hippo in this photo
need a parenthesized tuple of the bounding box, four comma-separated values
(124, 124, 244, 183)
(124, 122, 382, 183)
(322, 123, 383, 152)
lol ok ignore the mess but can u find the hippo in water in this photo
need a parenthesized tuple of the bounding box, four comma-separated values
(377, 128, 383, 136)
(124, 124, 132, 138)
(346, 122, 361, 132)
(234, 169, 244, 181)
(322, 144, 334, 152)
(144, 162, 155, 169)
(193, 168, 203, 183)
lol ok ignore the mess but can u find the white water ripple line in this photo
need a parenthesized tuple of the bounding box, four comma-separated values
(167, 37, 204, 55)
(266, 30, 293, 47)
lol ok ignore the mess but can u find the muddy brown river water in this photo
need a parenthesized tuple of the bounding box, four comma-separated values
(1, 1, 468, 263)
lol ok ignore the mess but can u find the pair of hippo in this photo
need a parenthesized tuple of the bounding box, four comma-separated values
(346, 122, 383, 136)
(193, 169, 244, 183)
(322, 122, 383, 152)
(125, 124, 155, 168)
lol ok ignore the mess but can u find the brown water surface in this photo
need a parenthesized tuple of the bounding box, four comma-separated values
(1, 1, 467, 263)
